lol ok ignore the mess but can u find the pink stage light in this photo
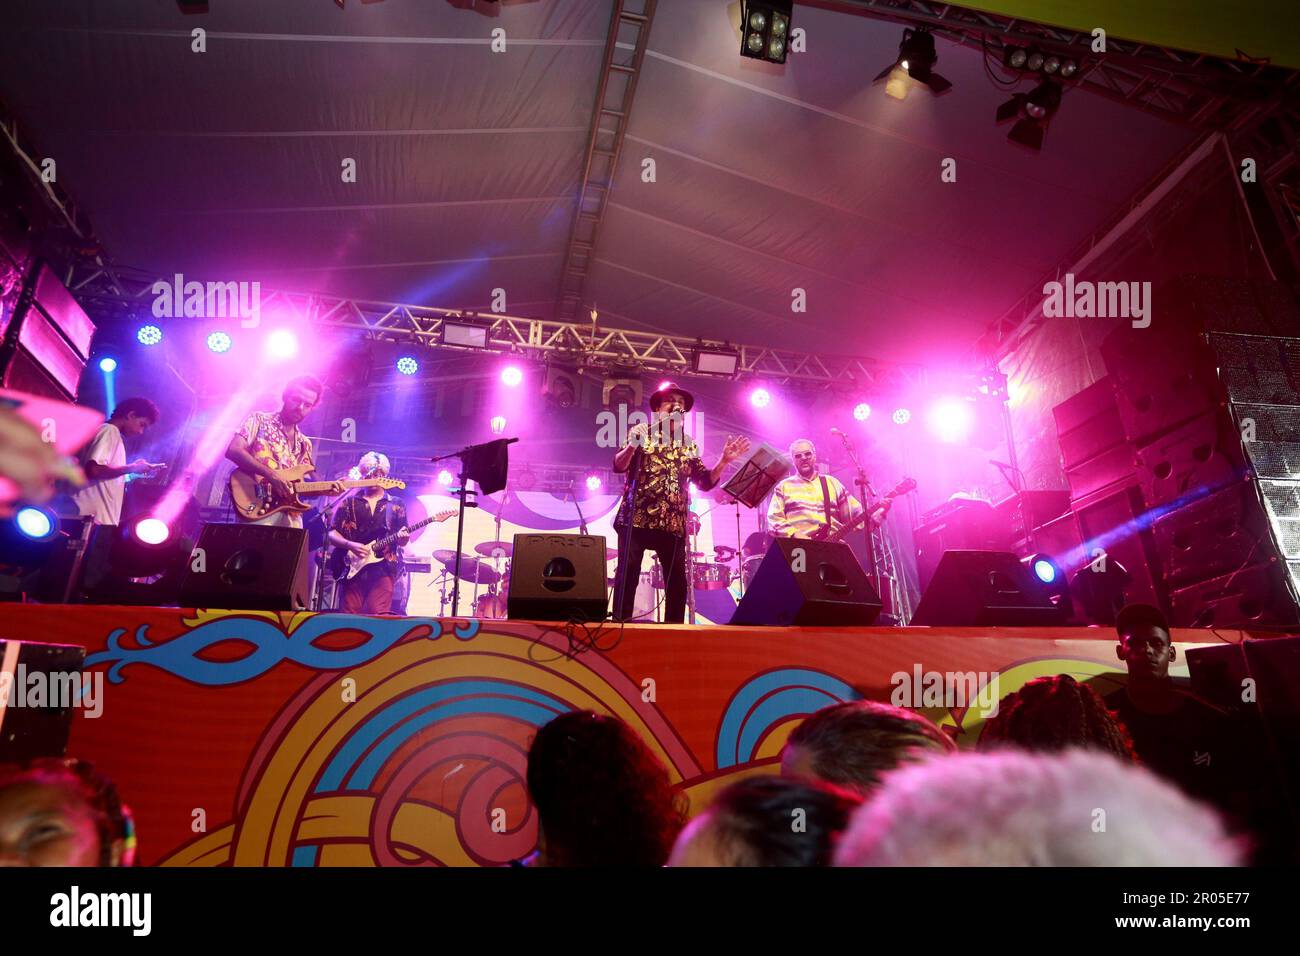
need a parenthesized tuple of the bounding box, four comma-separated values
(658, 380, 673, 392)
(928, 398, 974, 443)
(501, 365, 523, 387)
(892, 407, 911, 425)
(853, 402, 871, 421)
(490, 415, 507, 434)
(750, 387, 771, 408)
(438, 469, 453, 486)
(133, 517, 171, 545)
(585, 474, 602, 491)
(265, 329, 299, 361)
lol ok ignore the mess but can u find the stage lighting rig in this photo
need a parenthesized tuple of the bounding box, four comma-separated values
(996, 79, 1062, 151)
(740, 1, 793, 64)
(874, 28, 952, 96)
(692, 346, 740, 378)
(1003, 44, 1079, 79)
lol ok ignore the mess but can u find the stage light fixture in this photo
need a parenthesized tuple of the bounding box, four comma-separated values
(892, 407, 911, 425)
(929, 398, 974, 443)
(543, 367, 578, 408)
(15, 506, 57, 541)
(853, 402, 872, 422)
(501, 365, 523, 387)
(265, 329, 299, 361)
(692, 348, 740, 377)
(740, 1, 793, 64)
(874, 27, 951, 95)
(98, 357, 117, 373)
(137, 325, 163, 346)
(133, 517, 172, 546)
(438, 469, 454, 486)
(206, 331, 232, 353)
(490, 415, 507, 434)
(442, 319, 489, 349)
(750, 387, 771, 408)
(1002, 44, 1077, 79)
(585, 474, 602, 492)
(996, 79, 1062, 151)
(396, 356, 419, 376)
(602, 376, 642, 410)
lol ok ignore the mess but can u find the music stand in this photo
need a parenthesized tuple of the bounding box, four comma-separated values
(432, 437, 516, 615)
(717, 443, 791, 591)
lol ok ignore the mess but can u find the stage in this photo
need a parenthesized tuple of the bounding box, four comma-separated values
(1, 604, 1250, 867)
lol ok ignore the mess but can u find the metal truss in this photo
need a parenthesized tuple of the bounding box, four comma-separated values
(65, 263, 929, 391)
(813, 0, 1297, 127)
(554, 0, 658, 324)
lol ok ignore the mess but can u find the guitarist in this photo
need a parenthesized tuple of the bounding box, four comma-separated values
(766, 439, 890, 539)
(225, 376, 340, 529)
(326, 451, 409, 614)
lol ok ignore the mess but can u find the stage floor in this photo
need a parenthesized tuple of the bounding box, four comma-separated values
(2, 604, 1254, 866)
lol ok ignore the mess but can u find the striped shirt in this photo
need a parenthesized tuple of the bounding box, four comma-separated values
(767, 473, 863, 538)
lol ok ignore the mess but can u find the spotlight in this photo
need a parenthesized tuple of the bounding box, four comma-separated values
(750, 387, 771, 408)
(996, 79, 1062, 151)
(438, 469, 453, 486)
(1024, 553, 1060, 585)
(15, 506, 56, 541)
(265, 329, 299, 361)
(874, 27, 951, 95)
(928, 398, 974, 443)
(442, 318, 489, 349)
(740, 1, 793, 64)
(133, 517, 172, 546)
(98, 357, 118, 373)
(585, 474, 602, 492)
(396, 356, 419, 376)
(602, 368, 643, 410)
(501, 365, 523, 387)
(1043, 55, 1061, 75)
(490, 415, 507, 434)
(692, 348, 739, 377)
(543, 367, 578, 408)
(1003, 44, 1077, 79)
(892, 407, 911, 425)
(853, 402, 871, 422)
(1059, 59, 1079, 79)
(657, 380, 674, 392)
(206, 331, 233, 353)
(136, 325, 163, 346)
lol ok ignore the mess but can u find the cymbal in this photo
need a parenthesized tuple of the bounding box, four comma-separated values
(474, 540, 513, 558)
(432, 550, 501, 584)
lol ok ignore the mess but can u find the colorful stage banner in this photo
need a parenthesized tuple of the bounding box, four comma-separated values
(2, 605, 1229, 867)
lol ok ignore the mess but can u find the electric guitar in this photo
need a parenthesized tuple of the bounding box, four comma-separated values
(329, 509, 457, 581)
(807, 477, 917, 542)
(229, 462, 406, 520)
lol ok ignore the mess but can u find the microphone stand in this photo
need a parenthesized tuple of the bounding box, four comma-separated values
(836, 429, 882, 603)
(570, 481, 589, 535)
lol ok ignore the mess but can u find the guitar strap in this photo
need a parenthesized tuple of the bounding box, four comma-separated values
(819, 476, 835, 532)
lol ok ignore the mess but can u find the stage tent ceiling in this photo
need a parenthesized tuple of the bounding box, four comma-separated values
(0, 0, 1199, 366)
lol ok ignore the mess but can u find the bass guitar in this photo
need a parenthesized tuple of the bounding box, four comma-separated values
(808, 477, 917, 543)
(330, 508, 457, 582)
(229, 463, 405, 521)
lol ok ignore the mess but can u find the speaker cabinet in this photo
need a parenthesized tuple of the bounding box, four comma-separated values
(506, 533, 608, 622)
(729, 539, 881, 626)
(1167, 560, 1300, 628)
(179, 523, 309, 611)
(910, 550, 1068, 626)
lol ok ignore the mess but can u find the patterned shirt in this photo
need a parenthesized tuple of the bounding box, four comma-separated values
(614, 438, 714, 536)
(235, 411, 314, 473)
(332, 493, 408, 577)
(767, 473, 863, 538)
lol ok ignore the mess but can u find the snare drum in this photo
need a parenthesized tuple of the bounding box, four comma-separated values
(475, 591, 508, 619)
(692, 562, 730, 591)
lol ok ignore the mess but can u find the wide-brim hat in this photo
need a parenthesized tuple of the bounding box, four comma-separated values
(649, 381, 694, 412)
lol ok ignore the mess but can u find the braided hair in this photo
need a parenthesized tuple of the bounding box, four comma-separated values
(978, 674, 1137, 761)
(0, 757, 136, 866)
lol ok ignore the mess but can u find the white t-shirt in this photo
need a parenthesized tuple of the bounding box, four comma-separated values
(73, 422, 126, 524)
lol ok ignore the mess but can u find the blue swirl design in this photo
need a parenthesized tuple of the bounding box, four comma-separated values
(716, 668, 856, 768)
(85, 615, 462, 686)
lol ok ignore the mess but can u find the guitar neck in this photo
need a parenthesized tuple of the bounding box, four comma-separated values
(829, 488, 907, 542)
(296, 478, 386, 493)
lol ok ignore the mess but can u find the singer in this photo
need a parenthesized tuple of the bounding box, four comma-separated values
(767, 437, 889, 538)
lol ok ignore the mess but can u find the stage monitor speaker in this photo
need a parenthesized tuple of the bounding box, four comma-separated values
(729, 539, 881, 626)
(910, 550, 1069, 626)
(506, 533, 608, 622)
(0, 640, 84, 762)
(178, 523, 309, 610)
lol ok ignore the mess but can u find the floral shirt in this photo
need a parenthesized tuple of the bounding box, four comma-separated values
(235, 411, 314, 473)
(614, 438, 714, 536)
(333, 493, 408, 577)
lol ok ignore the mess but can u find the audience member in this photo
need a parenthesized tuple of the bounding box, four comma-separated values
(979, 673, 1136, 760)
(0, 757, 136, 866)
(834, 749, 1242, 867)
(668, 775, 862, 867)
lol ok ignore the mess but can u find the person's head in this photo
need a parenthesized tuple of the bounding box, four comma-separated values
(1116, 604, 1175, 681)
(978, 674, 1136, 761)
(280, 376, 324, 425)
(357, 451, 390, 479)
(648, 382, 693, 424)
(109, 398, 159, 438)
(834, 750, 1243, 867)
(780, 700, 955, 797)
(526, 711, 685, 866)
(668, 775, 862, 867)
(0, 758, 135, 867)
(789, 439, 817, 479)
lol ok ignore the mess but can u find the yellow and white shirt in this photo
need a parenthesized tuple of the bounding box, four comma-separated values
(766, 473, 863, 538)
